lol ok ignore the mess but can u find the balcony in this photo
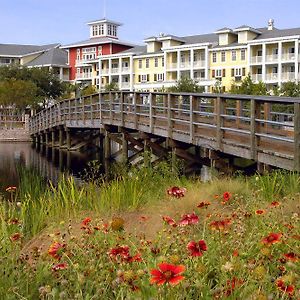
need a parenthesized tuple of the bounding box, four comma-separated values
(121, 82, 130, 89)
(265, 73, 278, 81)
(266, 54, 278, 63)
(100, 69, 109, 75)
(193, 60, 206, 68)
(282, 53, 296, 61)
(111, 68, 119, 74)
(76, 73, 92, 80)
(122, 67, 130, 73)
(194, 76, 206, 82)
(167, 63, 178, 70)
(251, 74, 263, 82)
(180, 62, 191, 69)
(282, 72, 296, 81)
(75, 59, 96, 66)
(251, 56, 263, 64)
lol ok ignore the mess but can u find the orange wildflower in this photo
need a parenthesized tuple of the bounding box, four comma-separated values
(150, 263, 185, 286)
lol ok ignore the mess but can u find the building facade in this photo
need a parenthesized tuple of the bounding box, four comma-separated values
(0, 43, 69, 80)
(73, 19, 300, 92)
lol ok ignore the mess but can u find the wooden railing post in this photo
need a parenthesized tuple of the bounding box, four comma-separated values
(250, 99, 260, 161)
(167, 93, 173, 139)
(149, 93, 154, 133)
(216, 96, 224, 150)
(189, 95, 196, 143)
(109, 92, 113, 124)
(236, 100, 242, 128)
(82, 97, 85, 125)
(134, 93, 139, 129)
(120, 92, 124, 127)
(294, 102, 300, 171)
(99, 92, 103, 124)
(90, 95, 94, 125)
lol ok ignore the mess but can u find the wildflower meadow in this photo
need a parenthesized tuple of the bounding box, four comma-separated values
(0, 166, 299, 299)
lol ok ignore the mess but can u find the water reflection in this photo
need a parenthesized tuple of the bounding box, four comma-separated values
(0, 142, 96, 197)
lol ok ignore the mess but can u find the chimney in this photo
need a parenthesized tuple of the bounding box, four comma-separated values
(268, 19, 274, 30)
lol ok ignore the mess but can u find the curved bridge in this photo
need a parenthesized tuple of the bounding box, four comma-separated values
(29, 91, 300, 172)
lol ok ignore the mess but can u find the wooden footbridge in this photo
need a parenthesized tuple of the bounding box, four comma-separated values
(29, 91, 300, 172)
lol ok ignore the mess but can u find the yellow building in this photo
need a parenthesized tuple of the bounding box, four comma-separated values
(96, 19, 300, 93)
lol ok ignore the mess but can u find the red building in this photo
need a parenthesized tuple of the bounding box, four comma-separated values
(61, 19, 135, 87)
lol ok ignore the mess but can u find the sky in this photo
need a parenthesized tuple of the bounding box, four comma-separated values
(1, 0, 300, 46)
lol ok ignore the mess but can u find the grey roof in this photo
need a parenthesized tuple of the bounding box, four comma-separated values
(181, 33, 219, 44)
(61, 37, 135, 48)
(120, 45, 147, 54)
(25, 48, 68, 67)
(254, 27, 300, 40)
(215, 27, 232, 32)
(0, 43, 60, 56)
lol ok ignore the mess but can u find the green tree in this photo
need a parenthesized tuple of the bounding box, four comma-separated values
(81, 85, 98, 96)
(104, 82, 119, 92)
(0, 79, 37, 109)
(168, 77, 204, 93)
(229, 75, 267, 96)
(280, 81, 300, 97)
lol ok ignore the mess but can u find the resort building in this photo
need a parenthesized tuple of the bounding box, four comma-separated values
(0, 43, 69, 80)
(67, 18, 300, 92)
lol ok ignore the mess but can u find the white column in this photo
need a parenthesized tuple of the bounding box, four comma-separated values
(129, 56, 134, 91)
(247, 44, 251, 77)
(190, 48, 194, 79)
(119, 57, 122, 89)
(108, 58, 112, 84)
(59, 67, 63, 80)
(205, 47, 209, 80)
(278, 41, 282, 87)
(177, 50, 181, 80)
(262, 44, 266, 81)
(163, 52, 167, 83)
(99, 59, 103, 90)
(295, 40, 299, 81)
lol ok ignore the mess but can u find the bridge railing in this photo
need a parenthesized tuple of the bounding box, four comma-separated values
(29, 91, 300, 170)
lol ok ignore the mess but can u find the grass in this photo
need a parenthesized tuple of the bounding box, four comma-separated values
(0, 166, 299, 299)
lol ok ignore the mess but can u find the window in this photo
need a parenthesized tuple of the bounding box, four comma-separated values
(289, 47, 295, 54)
(241, 49, 246, 60)
(107, 24, 112, 36)
(155, 73, 164, 81)
(76, 49, 80, 60)
(212, 52, 217, 63)
(162, 57, 165, 67)
(98, 46, 102, 56)
(154, 58, 158, 67)
(92, 25, 98, 36)
(146, 58, 149, 68)
(221, 51, 226, 62)
(100, 25, 104, 35)
(138, 59, 142, 69)
(273, 48, 278, 55)
(82, 47, 96, 60)
(215, 69, 223, 78)
(112, 25, 117, 37)
(231, 50, 237, 61)
(257, 50, 263, 57)
(272, 66, 278, 74)
(141, 74, 149, 82)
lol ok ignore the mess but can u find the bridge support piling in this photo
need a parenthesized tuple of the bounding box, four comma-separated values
(59, 126, 64, 148)
(51, 129, 56, 148)
(45, 130, 49, 146)
(122, 132, 128, 163)
(66, 128, 71, 150)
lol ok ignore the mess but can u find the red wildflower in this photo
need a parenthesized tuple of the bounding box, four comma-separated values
(178, 212, 199, 226)
(81, 217, 92, 227)
(255, 209, 266, 215)
(276, 279, 295, 296)
(8, 218, 20, 225)
(261, 233, 282, 246)
(166, 186, 186, 198)
(270, 201, 280, 207)
(187, 240, 207, 257)
(108, 245, 141, 263)
(5, 186, 17, 192)
(162, 216, 177, 227)
(225, 277, 244, 296)
(233, 249, 239, 257)
(52, 262, 68, 271)
(223, 192, 231, 202)
(48, 242, 66, 260)
(197, 201, 211, 208)
(10, 232, 22, 242)
(150, 263, 185, 286)
(209, 219, 232, 231)
(283, 252, 298, 262)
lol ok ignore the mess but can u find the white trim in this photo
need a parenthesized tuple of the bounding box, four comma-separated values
(61, 40, 137, 49)
(209, 45, 247, 51)
(162, 42, 211, 51)
(247, 35, 300, 44)
(134, 53, 164, 59)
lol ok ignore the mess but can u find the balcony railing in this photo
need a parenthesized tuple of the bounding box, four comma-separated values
(193, 61, 206, 68)
(111, 68, 119, 74)
(282, 72, 296, 81)
(180, 62, 191, 68)
(167, 63, 178, 70)
(265, 73, 278, 81)
(76, 73, 92, 80)
(121, 82, 130, 89)
(194, 76, 206, 81)
(266, 54, 278, 63)
(75, 59, 96, 65)
(122, 67, 130, 73)
(251, 56, 263, 64)
(252, 74, 263, 82)
(282, 53, 296, 61)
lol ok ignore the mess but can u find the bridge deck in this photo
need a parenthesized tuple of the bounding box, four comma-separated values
(29, 92, 300, 171)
